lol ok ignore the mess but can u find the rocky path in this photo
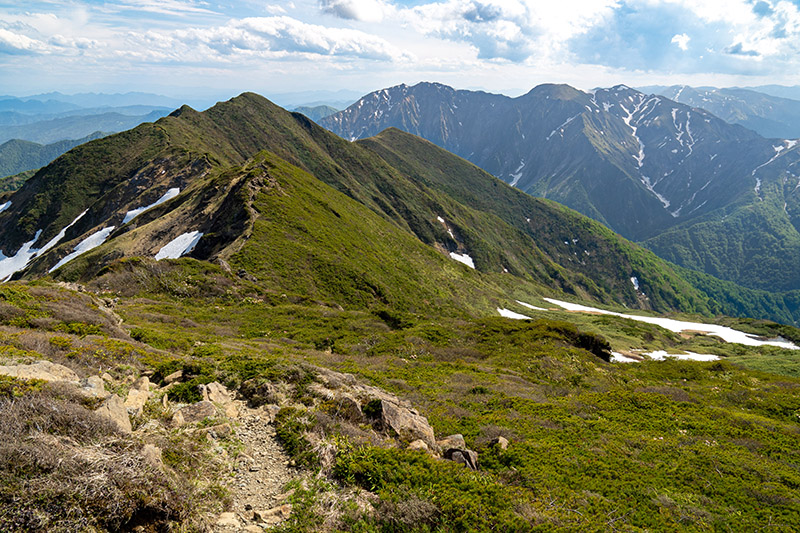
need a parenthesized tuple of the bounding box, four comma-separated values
(213, 405, 298, 532)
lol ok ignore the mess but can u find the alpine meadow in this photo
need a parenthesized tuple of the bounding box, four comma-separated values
(3, 1, 800, 532)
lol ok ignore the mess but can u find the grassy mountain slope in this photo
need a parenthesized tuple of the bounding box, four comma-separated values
(323, 82, 800, 293)
(5, 92, 800, 325)
(0, 94, 688, 315)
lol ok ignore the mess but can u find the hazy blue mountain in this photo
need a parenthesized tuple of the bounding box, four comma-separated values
(292, 105, 339, 122)
(0, 132, 107, 179)
(0, 110, 169, 144)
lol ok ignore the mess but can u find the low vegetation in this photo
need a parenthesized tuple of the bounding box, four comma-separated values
(2, 278, 796, 530)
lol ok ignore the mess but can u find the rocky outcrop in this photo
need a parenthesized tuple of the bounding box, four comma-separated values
(375, 399, 437, 449)
(124, 376, 152, 415)
(79, 375, 109, 399)
(96, 394, 132, 433)
(0, 360, 79, 383)
(172, 400, 216, 426)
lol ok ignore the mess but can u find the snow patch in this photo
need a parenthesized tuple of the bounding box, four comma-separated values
(611, 352, 640, 363)
(630, 276, 640, 290)
(509, 160, 525, 187)
(49, 226, 116, 273)
(546, 114, 580, 141)
(39, 210, 88, 256)
(0, 201, 10, 214)
(155, 231, 203, 260)
(542, 298, 799, 349)
(646, 351, 720, 361)
(0, 209, 88, 281)
(0, 231, 42, 281)
(516, 300, 546, 311)
(497, 308, 530, 320)
(449, 252, 475, 269)
(124, 188, 181, 224)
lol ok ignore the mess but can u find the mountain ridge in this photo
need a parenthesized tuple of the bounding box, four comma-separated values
(322, 82, 800, 292)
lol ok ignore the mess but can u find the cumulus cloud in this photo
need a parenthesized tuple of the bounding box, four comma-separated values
(671, 33, 689, 50)
(319, 0, 391, 23)
(0, 28, 44, 54)
(396, 0, 618, 61)
(132, 16, 412, 62)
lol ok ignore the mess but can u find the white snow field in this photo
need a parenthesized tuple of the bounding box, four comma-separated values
(155, 231, 203, 260)
(449, 252, 475, 269)
(50, 226, 116, 273)
(123, 188, 180, 224)
(543, 298, 798, 349)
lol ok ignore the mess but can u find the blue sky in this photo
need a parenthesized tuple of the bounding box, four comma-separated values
(3, 0, 800, 103)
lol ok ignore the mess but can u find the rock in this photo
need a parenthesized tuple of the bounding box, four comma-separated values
(378, 400, 436, 448)
(206, 382, 234, 404)
(0, 360, 79, 383)
(132, 376, 151, 391)
(308, 382, 336, 401)
(333, 394, 363, 422)
(408, 439, 429, 451)
(96, 394, 132, 433)
(215, 512, 240, 528)
(170, 410, 185, 427)
(437, 434, 466, 450)
(241, 526, 263, 533)
(275, 489, 295, 502)
(173, 400, 215, 426)
(491, 436, 509, 450)
(163, 370, 183, 384)
(201, 423, 232, 439)
(162, 393, 169, 408)
(253, 504, 292, 522)
(443, 448, 479, 471)
(101, 372, 114, 382)
(79, 375, 109, 399)
(124, 387, 151, 415)
(141, 444, 163, 468)
(224, 402, 239, 419)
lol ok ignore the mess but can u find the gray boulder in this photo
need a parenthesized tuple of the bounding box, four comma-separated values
(376, 400, 436, 448)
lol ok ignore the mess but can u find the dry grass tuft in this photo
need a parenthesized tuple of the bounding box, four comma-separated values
(0, 384, 200, 532)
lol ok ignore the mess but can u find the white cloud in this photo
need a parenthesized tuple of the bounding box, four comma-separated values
(671, 32, 689, 51)
(320, 0, 392, 23)
(650, 0, 800, 59)
(265, 5, 287, 15)
(131, 16, 413, 62)
(108, 0, 219, 17)
(396, 0, 619, 61)
(0, 28, 45, 54)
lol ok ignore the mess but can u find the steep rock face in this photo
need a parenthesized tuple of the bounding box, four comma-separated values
(323, 82, 800, 291)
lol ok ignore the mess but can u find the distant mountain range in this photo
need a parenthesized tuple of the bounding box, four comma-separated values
(322, 82, 800, 292)
(0, 92, 180, 182)
(0, 92, 189, 144)
(0, 132, 107, 179)
(4, 92, 800, 324)
(292, 105, 339, 122)
(642, 85, 800, 139)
